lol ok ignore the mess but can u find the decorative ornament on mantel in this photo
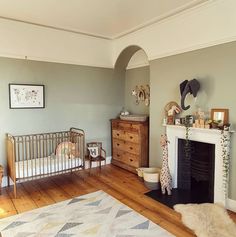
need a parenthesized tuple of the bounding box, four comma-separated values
(164, 101, 182, 125)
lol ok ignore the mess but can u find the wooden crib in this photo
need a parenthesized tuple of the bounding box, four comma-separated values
(6, 127, 85, 198)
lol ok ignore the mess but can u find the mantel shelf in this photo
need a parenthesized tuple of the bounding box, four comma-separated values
(163, 124, 235, 134)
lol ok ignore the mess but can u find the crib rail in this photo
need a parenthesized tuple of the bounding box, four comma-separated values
(6, 128, 85, 197)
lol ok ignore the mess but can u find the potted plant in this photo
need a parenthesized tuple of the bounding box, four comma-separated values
(207, 119, 222, 129)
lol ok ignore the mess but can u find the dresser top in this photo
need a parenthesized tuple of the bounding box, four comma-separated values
(110, 118, 149, 125)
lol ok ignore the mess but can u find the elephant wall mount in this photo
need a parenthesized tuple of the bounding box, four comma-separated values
(180, 79, 200, 110)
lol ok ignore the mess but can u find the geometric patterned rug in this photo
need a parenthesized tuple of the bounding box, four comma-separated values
(0, 190, 173, 237)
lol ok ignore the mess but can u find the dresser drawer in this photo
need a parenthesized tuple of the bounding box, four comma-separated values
(112, 121, 140, 132)
(113, 149, 139, 168)
(113, 138, 139, 155)
(112, 129, 139, 143)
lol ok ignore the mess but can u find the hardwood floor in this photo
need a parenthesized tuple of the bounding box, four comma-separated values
(0, 164, 236, 237)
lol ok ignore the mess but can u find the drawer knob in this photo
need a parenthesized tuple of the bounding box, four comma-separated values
(117, 133, 120, 136)
(130, 136, 133, 139)
(129, 147, 133, 150)
(117, 143, 120, 146)
(117, 154, 120, 157)
(130, 159, 133, 162)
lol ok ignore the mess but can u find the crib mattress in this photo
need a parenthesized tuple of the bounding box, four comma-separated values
(15, 157, 82, 179)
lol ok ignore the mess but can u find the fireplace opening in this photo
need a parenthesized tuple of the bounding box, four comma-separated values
(178, 139, 215, 203)
(145, 139, 215, 208)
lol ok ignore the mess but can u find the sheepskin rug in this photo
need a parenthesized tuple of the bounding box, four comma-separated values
(174, 203, 236, 237)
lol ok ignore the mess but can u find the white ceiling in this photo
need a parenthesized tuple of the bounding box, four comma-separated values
(0, 0, 208, 39)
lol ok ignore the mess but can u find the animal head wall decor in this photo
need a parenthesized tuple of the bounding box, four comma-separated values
(180, 79, 200, 110)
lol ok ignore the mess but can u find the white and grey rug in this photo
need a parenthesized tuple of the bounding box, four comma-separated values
(0, 190, 173, 237)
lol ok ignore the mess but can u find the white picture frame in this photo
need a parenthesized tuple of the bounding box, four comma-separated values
(9, 84, 45, 109)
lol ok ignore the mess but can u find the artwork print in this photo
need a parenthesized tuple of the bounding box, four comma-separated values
(9, 84, 45, 109)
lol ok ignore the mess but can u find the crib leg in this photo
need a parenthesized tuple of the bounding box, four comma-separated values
(7, 175, 10, 186)
(14, 182, 17, 199)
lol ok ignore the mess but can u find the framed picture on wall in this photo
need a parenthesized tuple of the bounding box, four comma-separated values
(9, 84, 45, 109)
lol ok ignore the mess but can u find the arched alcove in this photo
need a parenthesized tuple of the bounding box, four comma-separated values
(114, 45, 150, 115)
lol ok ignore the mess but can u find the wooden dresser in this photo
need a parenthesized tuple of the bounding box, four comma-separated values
(111, 119, 149, 173)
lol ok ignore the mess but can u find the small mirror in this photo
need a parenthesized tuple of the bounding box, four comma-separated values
(211, 108, 229, 127)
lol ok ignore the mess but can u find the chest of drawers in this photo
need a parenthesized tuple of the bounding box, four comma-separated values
(111, 119, 149, 173)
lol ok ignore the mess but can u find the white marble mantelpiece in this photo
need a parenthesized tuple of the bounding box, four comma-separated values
(165, 125, 233, 206)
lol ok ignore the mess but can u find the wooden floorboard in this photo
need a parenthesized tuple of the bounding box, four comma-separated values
(0, 189, 16, 218)
(0, 164, 236, 237)
(22, 181, 55, 208)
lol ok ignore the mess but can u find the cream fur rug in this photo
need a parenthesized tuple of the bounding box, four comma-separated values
(174, 203, 236, 237)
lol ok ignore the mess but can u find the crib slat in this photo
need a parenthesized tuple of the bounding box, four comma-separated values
(25, 136, 28, 179)
(30, 136, 33, 178)
(16, 138, 20, 179)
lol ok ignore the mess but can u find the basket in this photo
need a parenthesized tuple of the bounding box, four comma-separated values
(120, 114, 148, 122)
(136, 167, 161, 190)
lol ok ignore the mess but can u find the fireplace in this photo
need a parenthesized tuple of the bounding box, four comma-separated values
(166, 125, 230, 206)
(145, 125, 232, 209)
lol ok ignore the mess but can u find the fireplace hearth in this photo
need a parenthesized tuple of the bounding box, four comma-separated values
(145, 188, 209, 209)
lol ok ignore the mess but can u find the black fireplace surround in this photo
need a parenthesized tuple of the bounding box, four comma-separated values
(145, 139, 215, 208)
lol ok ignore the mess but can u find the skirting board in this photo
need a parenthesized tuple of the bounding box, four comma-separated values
(227, 198, 236, 213)
(1, 156, 112, 188)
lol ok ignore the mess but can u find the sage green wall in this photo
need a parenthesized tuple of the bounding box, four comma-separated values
(0, 57, 123, 171)
(149, 41, 236, 200)
(125, 66, 150, 115)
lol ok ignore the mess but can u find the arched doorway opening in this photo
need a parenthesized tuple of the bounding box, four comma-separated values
(114, 45, 150, 115)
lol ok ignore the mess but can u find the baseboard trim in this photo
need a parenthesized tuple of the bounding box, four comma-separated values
(1, 156, 112, 188)
(227, 198, 236, 212)
(2, 176, 12, 187)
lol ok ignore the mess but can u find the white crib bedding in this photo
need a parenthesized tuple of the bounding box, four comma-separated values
(15, 157, 82, 179)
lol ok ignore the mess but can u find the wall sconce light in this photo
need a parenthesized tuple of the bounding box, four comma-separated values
(131, 85, 150, 106)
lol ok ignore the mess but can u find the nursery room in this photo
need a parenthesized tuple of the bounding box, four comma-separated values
(0, 0, 236, 236)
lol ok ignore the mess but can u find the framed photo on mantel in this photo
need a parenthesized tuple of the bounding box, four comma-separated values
(9, 84, 45, 109)
(211, 108, 229, 127)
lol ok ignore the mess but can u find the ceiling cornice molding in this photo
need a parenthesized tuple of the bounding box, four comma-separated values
(0, 0, 213, 41)
(111, 0, 213, 39)
(148, 35, 236, 62)
(0, 16, 111, 40)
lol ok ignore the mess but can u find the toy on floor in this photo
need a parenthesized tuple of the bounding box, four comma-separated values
(160, 134, 172, 195)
